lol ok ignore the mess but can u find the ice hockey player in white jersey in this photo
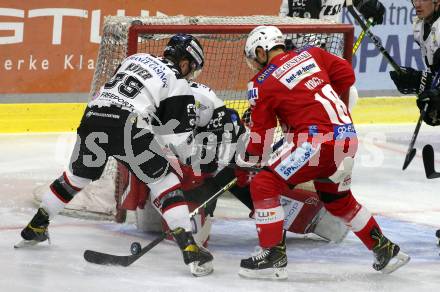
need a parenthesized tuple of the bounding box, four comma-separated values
(279, 0, 385, 24)
(390, 0, 440, 126)
(16, 34, 214, 277)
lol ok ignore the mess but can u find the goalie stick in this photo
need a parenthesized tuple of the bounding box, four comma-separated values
(422, 144, 440, 179)
(83, 177, 237, 266)
(347, 5, 403, 74)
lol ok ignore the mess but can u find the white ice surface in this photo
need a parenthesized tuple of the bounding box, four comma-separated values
(1, 124, 440, 292)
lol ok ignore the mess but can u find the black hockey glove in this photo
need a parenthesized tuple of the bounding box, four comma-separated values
(353, 0, 385, 25)
(417, 89, 440, 126)
(389, 67, 428, 95)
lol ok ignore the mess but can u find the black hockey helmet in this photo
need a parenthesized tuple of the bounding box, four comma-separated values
(163, 34, 204, 71)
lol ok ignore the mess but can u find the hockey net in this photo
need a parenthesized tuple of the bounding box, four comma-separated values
(34, 15, 353, 222)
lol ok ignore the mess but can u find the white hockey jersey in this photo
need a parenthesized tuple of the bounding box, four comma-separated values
(279, 0, 346, 22)
(190, 81, 225, 128)
(413, 16, 440, 69)
(89, 53, 196, 161)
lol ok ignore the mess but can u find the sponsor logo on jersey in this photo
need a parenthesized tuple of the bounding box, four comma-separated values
(280, 195, 304, 229)
(256, 64, 277, 84)
(247, 87, 259, 106)
(308, 124, 318, 136)
(274, 142, 318, 180)
(333, 123, 356, 140)
(127, 54, 169, 87)
(255, 207, 283, 224)
(279, 58, 321, 90)
(272, 51, 312, 79)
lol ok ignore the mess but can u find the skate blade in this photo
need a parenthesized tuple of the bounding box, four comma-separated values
(380, 251, 410, 274)
(14, 234, 51, 249)
(14, 239, 42, 248)
(189, 261, 214, 277)
(238, 267, 288, 280)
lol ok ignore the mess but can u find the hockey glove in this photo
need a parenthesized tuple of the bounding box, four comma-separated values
(353, 0, 385, 25)
(417, 89, 440, 126)
(389, 67, 425, 95)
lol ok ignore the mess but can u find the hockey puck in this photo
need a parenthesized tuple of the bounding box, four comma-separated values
(130, 242, 142, 255)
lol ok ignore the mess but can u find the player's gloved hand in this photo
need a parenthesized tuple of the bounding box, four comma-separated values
(354, 0, 385, 25)
(389, 67, 423, 94)
(235, 167, 258, 187)
(417, 89, 440, 126)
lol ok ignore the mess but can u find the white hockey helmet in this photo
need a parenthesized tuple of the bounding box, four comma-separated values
(244, 25, 285, 60)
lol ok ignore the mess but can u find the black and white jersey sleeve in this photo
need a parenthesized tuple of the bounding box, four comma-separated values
(413, 17, 440, 71)
(190, 82, 244, 174)
(279, 0, 345, 22)
(89, 53, 196, 161)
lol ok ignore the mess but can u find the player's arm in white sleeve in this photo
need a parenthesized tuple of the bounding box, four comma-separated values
(190, 82, 226, 174)
(279, 0, 289, 16)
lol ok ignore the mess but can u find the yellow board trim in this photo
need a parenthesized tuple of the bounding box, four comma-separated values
(0, 97, 419, 133)
(0, 103, 86, 133)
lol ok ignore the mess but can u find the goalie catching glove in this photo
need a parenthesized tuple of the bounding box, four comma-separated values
(353, 0, 385, 25)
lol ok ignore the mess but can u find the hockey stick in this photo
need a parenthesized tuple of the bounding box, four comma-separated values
(422, 144, 440, 179)
(402, 103, 429, 170)
(83, 232, 168, 266)
(83, 177, 237, 266)
(189, 177, 237, 217)
(352, 18, 373, 55)
(347, 6, 403, 73)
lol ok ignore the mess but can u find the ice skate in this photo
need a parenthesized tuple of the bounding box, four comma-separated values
(238, 238, 288, 280)
(14, 208, 50, 248)
(371, 228, 410, 274)
(171, 227, 213, 277)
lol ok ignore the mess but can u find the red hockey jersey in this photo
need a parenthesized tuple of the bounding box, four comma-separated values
(246, 46, 355, 157)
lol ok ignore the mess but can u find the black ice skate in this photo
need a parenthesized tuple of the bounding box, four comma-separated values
(436, 229, 440, 246)
(371, 228, 410, 274)
(171, 227, 213, 277)
(14, 208, 50, 248)
(238, 237, 288, 280)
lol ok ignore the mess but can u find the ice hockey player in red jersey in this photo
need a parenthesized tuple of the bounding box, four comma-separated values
(237, 25, 410, 280)
(15, 34, 213, 277)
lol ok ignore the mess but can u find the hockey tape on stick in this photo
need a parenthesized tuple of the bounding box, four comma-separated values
(189, 177, 237, 218)
(352, 18, 373, 54)
(348, 6, 402, 73)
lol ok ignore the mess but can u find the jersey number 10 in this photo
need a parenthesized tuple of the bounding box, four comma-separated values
(314, 84, 351, 125)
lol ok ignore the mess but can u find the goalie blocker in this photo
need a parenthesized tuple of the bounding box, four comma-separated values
(120, 165, 348, 246)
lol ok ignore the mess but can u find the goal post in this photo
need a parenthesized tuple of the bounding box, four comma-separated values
(37, 15, 354, 222)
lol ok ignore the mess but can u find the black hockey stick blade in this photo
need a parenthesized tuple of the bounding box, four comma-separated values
(422, 144, 440, 179)
(402, 148, 417, 170)
(402, 105, 427, 170)
(84, 232, 167, 267)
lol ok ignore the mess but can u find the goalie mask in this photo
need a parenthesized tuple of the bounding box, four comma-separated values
(244, 25, 285, 71)
(164, 34, 205, 80)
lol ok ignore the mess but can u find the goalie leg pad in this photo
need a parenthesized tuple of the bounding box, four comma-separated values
(320, 190, 381, 249)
